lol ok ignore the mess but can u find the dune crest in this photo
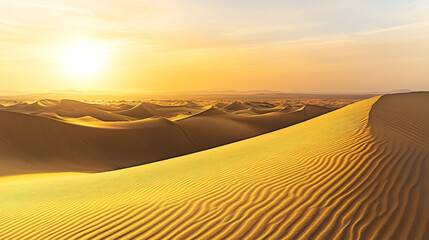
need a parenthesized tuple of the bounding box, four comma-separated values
(224, 101, 249, 111)
(0, 101, 331, 176)
(0, 92, 428, 239)
(116, 102, 155, 119)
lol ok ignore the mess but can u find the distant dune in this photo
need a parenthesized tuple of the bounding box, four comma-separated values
(0, 92, 427, 239)
(117, 101, 201, 119)
(0, 99, 331, 176)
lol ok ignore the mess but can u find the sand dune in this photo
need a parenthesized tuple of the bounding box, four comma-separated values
(3, 99, 204, 121)
(178, 105, 332, 150)
(244, 101, 276, 108)
(116, 101, 201, 119)
(0, 101, 331, 176)
(115, 102, 155, 119)
(4, 99, 133, 121)
(57, 108, 135, 121)
(224, 101, 249, 111)
(0, 92, 427, 239)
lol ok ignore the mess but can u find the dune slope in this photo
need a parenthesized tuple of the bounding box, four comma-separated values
(0, 103, 331, 176)
(0, 92, 428, 239)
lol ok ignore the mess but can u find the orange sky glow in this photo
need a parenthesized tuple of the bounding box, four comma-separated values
(0, 0, 428, 93)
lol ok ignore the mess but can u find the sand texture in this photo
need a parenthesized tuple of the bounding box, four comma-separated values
(0, 92, 428, 239)
(0, 99, 332, 176)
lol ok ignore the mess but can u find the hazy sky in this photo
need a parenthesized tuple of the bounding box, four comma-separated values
(0, 0, 428, 93)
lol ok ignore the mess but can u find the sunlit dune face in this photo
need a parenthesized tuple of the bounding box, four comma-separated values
(60, 42, 109, 80)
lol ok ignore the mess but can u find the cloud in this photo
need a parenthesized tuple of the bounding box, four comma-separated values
(12, 1, 90, 15)
(0, 19, 27, 27)
(354, 21, 429, 36)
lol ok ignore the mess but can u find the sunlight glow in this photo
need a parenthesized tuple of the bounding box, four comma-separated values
(60, 42, 108, 80)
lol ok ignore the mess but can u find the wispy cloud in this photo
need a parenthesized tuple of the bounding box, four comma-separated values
(13, 1, 90, 15)
(354, 21, 429, 36)
(0, 19, 27, 27)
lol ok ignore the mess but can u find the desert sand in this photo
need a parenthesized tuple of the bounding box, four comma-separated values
(0, 92, 428, 239)
(0, 98, 332, 176)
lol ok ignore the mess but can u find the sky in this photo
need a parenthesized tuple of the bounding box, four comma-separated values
(0, 0, 428, 93)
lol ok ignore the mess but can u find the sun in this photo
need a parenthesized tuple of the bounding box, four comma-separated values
(60, 42, 108, 80)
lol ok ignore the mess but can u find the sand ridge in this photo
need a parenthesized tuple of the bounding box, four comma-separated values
(0, 92, 427, 239)
(0, 99, 332, 176)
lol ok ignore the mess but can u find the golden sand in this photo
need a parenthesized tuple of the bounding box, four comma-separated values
(0, 99, 331, 176)
(0, 92, 428, 239)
